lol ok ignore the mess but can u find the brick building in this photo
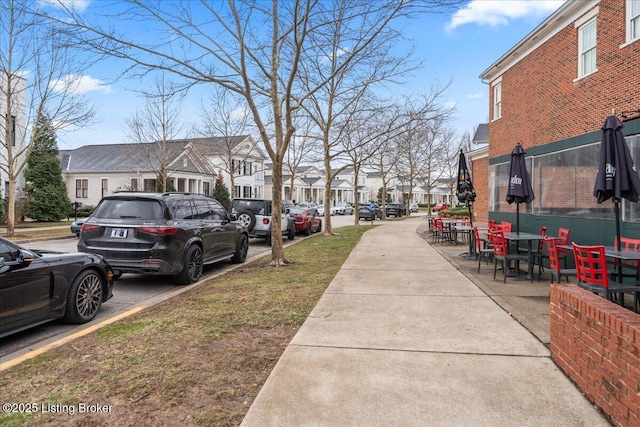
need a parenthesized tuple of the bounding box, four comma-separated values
(477, 0, 640, 244)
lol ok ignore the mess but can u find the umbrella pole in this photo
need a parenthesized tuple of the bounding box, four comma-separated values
(516, 203, 520, 234)
(468, 203, 473, 227)
(615, 200, 621, 251)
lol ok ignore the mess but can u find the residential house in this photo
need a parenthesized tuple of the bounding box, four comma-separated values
(183, 135, 267, 199)
(60, 141, 216, 207)
(478, 0, 640, 243)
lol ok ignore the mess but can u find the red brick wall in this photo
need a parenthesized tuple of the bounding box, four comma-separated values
(471, 156, 489, 223)
(550, 284, 640, 426)
(489, 1, 640, 158)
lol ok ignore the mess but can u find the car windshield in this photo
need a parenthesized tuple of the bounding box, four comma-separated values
(232, 200, 269, 215)
(92, 199, 165, 219)
(289, 208, 307, 215)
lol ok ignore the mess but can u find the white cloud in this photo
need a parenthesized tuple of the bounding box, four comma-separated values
(50, 74, 112, 95)
(446, 0, 565, 31)
(444, 100, 457, 110)
(467, 92, 484, 99)
(38, 0, 90, 13)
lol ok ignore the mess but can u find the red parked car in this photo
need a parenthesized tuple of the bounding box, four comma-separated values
(432, 203, 448, 212)
(288, 208, 322, 236)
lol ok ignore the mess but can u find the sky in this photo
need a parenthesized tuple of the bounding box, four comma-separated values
(51, 0, 566, 151)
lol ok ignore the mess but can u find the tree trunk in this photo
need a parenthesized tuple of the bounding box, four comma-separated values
(269, 157, 289, 266)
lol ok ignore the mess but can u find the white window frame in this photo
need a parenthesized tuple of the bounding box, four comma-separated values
(75, 179, 88, 199)
(575, 10, 598, 80)
(492, 80, 502, 121)
(628, 0, 640, 44)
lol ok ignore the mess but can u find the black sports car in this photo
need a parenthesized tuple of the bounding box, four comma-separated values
(0, 237, 114, 338)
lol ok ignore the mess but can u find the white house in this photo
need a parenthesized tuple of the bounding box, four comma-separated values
(60, 141, 217, 207)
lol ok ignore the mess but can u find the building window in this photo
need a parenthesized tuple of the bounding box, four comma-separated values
(75, 179, 88, 198)
(130, 178, 138, 191)
(629, 0, 640, 42)
(243, 185, 252, 198)
(492, 82, 501, 120)
(101, 179, 108, 197)
(203, 182, 210, 196)
(578, 18, 597, 78)
(234, 185, 241, 198)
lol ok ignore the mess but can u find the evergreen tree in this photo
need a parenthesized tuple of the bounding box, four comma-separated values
(212, 173, 231, 211)
(23, 116, 71, 221)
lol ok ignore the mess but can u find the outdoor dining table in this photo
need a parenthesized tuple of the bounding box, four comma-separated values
(452, 225, 474, 257)
(503, 232, 547, 282)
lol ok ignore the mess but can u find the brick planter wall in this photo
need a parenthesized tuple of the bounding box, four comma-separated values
(550, 284, 640, 426)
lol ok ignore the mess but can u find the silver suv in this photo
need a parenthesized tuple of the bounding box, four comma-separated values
(231, 198, 295, 246)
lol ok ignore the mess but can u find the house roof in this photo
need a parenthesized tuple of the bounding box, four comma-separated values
(180, 135, 267, 160)
(59, 141, 216, 175)
(472, 124, 489, 144)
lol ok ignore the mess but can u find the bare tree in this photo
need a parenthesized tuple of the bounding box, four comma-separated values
(394, 90, 455, 215)
(125, 74, 186, 192)
(45, 0, 460, 265)
(417, 119, 456, 214)
(341, 106, 392, 227)
(1, 0, 95, 235)
(198, 86, 254, 198)
(285, 113, 322, 203)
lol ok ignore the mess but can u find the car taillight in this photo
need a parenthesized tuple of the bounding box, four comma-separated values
(262, 218, 270, 225)
(139, 226, 178, 236)
(81, 223, 100, 233)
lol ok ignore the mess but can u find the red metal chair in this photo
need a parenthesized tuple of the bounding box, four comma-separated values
(474, 226, 494, 273)
(556, 228, 571, 267)
(532, 226, 548, 280)
(611, 236, 640, 281)
(491, 230, 529, 283)
(544, 236, 576, 283)
(573, 243, 640, 313)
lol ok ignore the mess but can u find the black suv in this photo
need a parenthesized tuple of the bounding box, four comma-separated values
(78, 192, 249, 285)
(385, 203, 406, 217)
(231, 198, 296, 246)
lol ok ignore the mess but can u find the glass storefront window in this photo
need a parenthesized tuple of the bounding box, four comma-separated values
(490, 135, 640, 222)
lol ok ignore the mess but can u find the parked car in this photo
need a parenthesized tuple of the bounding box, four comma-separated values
(231, 198, 296, 246)
(288, 207, 322, 235)
(78, 192, 249, 285)
(296, 202, 317, 209)
(70, 218, 87, 236)
(317, 204, 338, 216)
(385, 203, 406, 217)
(432, 203, 448, 212)
(410, 202, 419, 213)
(0, 236, 114, 338)
(358, 203, 382, 220)
(335, 202, 354, 215)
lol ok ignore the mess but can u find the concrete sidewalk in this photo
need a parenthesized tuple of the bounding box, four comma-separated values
(242, 217, 608, 426)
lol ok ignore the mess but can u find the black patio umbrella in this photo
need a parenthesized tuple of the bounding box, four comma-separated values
(506, 143, 535, 234)
(456, 149, 476, 226)
(593, 114, 640, 250)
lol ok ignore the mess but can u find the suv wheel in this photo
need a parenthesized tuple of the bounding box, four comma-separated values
(231, 234, 249, 263)
(236, 210, 257, 231)
(176, 245, 203, 285)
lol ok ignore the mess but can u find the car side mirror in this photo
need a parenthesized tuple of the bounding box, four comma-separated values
(229, 213, 238, 221)
(3, 250, 34, 271)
